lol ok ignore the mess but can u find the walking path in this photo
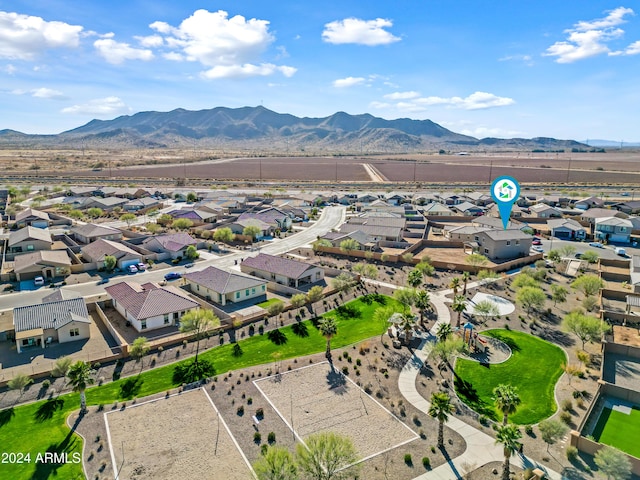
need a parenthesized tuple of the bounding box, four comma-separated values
(367, 276, 568, 479)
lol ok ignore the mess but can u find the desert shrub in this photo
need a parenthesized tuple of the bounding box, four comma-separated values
(562, 399, 573, 411)
(267, 432, 276, 444)
(342, 366, 349, 375)
(566, 445, 578, 461)
(254, 432, 261, 444)
(404, 453, 412, 466)
(422, 457, 430, 469)
(560, 411, 572, 425)
(237, 405, 244, 416)
(256, 408, 264, 419)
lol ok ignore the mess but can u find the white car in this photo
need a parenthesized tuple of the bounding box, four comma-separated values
(127, 264, 138, 273)
(34, 276, 45, 286)
(531, 246, 544, 252)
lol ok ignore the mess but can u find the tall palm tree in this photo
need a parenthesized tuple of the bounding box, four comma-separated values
(462, 271, 471, 297)
(492, 384, 522, 425)
(67, 361, 95, 414)
(452, 294, 467, 328)
(435, 322, 453, 342)
(318, 317, 338, 365)
(428, 391, 455, 448)
(415, 290, 431, 327)
(449, 277, 461, 296)
(495, 424, 522, 480)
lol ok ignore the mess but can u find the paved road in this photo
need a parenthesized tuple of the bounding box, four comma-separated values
(0, 206, 346, 311)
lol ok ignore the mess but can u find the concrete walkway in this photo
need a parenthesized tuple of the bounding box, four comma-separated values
(380, 275, 568, 479)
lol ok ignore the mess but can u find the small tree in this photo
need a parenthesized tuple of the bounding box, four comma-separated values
(414, 290, 432, 325)
(306, 285, 324, 304)
(185, 245, 199, 260)
(435, 322, 453, 342)
(312, 238, 332, 251)
(157, 213, 174, 227)
(461, 271, 471, 296)
(428, 392, 455, 448)
(8, 374, 33, 398)
(69, 209, 84, 220)
(571, 274, 604, 297)
(538, 419, 568, 452)
(394, 288, 418, 311)
(254, 446, 298, 480)
(186, 192, 198, 203)
(295, 432, 358, 480)
(67, 361, 96, 413)
(495, 424, 522, 480)
(429, 337, 466, 372)
(477, 269, 500, 284)
(213, 227, 235, 244)
(449, 277, 461, 296)
(547, 249, 561, 263)
(87, 207, 103, 219)
(416, 261, 435, 278)
(172, 218, 194, 230)
(407, 269, 423, 288)
(515, 286, 546, 316)
(594, 446, 632, 480)
(473, 299, 499, 322)
(581, 250, 599, 265)
(466, 253, 489, 267)
(267, 302, 284, 319)
(512, 273, 539, 290)
(145, 222, 162, 234)
(562, 362, 583, 386)
(339, 238, 360, 254)
(52, 356, 73, 378)
(562, 310, 607, 350)
(243, 225, 262, 240)
(318, 317, 338, 362)
(332, 273, 356, 294)
(179, 309, 220, 365)
(559, 245, 577, 258)
(130, 337, 150, 368)
(119, 213, 136, 227)
(551, 284, 568, 306)
(104, 255, 117, 272)
(290, 294, 307, 309)
(401, 252, 414, 263)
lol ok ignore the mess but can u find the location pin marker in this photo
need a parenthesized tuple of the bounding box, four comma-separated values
(490, 175, 520, 230)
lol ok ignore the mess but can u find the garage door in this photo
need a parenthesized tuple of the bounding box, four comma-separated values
(119, 258, 141, 269)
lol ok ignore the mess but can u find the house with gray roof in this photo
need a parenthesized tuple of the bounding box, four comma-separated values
(141, 233, 197, 259)
(14, 208, 51, 228)
(105, 281, 199, 332)
(83, 196, 129, 212)
(81, 239, 142, 270)
(241, 253, 324, 288)
(529, 203, 562, 218)
(70, 223, 123, 244)
(595, 217, 633, 244)
(183, 266, 267, 306)
(238, 207, 292, 231)
(547, 218, 587, 240)
(473, 229, 533, 261)
(13, 297, 91, 353)
(228, 218, 274, 239)
(123, 196, 160, 212)
(453, 201, 485, 216)
(421, 202, 454, 216)
(8, 226, 52, 255)
(13, 250, 71, 281)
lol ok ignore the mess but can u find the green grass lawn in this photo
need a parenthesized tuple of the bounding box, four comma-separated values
(0, 294, 399, 480)
(256, 298, 284, 309)
(454, 329, 566, 425)
(592, 406, 640, 458)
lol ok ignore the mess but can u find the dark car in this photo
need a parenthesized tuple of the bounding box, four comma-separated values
(164, 272, 182, 281)
(97, 277, 110, 285)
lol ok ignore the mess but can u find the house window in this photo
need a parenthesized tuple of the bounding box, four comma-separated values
(506, 241, 511, 246)
(515, 240, 520, 245)
(164, 314, 170, 325)
(196, 284, 200, 291)
(27, 244, 34, 251)
(141, 320, 147, 330)
(474, 236, 479, 242)
(236, 292, 240, 299)
(620, 227, 627, 232)
(246, 289, 250, 297)
(262, 285, 266, 291)
(271, 273, 276, 280)
(484, 248, 489, 254)
(70, 328, 80, 337)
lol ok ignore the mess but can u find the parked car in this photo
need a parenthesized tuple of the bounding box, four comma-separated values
(532, 238, 542, 245)
(589, 242, 604, 248)
(97, 277, 110, 285)
(127, 264, 138, 273)
(137, 262, 147, 271)
(184, 262, 195, 268)
(615, 247, 627, 257)
(34, 276, 45, 286)
(531, 246, 544, 252)
(164, 272, 182, 281)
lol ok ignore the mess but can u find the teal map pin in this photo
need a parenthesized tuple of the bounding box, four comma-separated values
(490, 175, 520, 230)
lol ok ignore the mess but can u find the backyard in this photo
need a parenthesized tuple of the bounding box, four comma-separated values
(592, 404, 640, 458)
(454, 329, 566, 424)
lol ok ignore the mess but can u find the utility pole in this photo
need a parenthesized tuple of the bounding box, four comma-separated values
(566, 156, 572, 183)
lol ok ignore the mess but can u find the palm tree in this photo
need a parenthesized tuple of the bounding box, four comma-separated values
(428, 391, 455, 448)
(435, 322, 453, 342)
(67, 361, 95, 413)
(318, 317, 338, 365)
(415, 290, 432, 327)
(462, 271, 471, 297)
(449, 277, 461, 296)
(495, 424, 522, 480)
(492, 384, 522, 425)
(452, 294, 467, 328)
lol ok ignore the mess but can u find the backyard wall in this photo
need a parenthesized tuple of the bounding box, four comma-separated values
(570, 431, 640, 476)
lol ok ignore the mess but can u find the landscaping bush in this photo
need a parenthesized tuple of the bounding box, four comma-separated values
(561, 399, 573, 411)
(422, 457, 430, 469)
(404, 453, 412, 466)
(254, 432, 261, 444)
(267, 432, 276, 444)
(342, 366, 349, 375)
(524, 425, 534, 436)
(237, 405, 244, 416)
(256, 408, 264, 420)
(566, 445, 578, 461)
(560, 411, 572, 425)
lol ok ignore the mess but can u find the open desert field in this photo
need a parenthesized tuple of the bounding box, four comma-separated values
(104, 388, 253, 480)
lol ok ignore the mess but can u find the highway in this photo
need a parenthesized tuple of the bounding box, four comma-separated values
(0, 206, 346, 312)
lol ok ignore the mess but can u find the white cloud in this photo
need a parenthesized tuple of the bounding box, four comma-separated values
(459, 126, 523, 138)
(31, 87, 66, 99)
(384, 91, 420, 100)
(135, 34, 163, 48)
(499, 54, 534, 66)
(0, 11, 83, 60)
(201, 63, 296, 79)
(61, 96, 130, 116)
(333, 76, 366, 88)
(369, 101, 391, 109)
(322, 18, 400, 46)
(623, 40, 640, 55)
(416, 91, 515, 110)
(545, 7, 639, 63)
(3, 63, 17, 74)
(149, 9, 295, 79)
(94, 38, 154, 64)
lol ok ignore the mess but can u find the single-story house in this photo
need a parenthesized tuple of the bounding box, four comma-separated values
(241, 253, 324, 288)
(574, 196, 604, 210)
(595, 217, 633, 244)
(8, 226, 52, 255)
(547, 218, 587, 240)
(528, 203, 563, 218)
(421, 202, 454, 216)
(14, 208, 51, 228)
(123, 197, 160, 212)
(166, 208, 218, 223)
(320, 231, 376, 250)
(83, 196, 129, 212)
(183, 266, 267, 306)
(611, 201, 640, 215)
(141, 233, 197, 259)
(70, 223, 123, 244)
(105, 281, 200, 332)
(13, 297, 91, 353)
(238, 207, 292, 231)
(453, 201, 485, 216)
(13, 250, 72, 281)
(228, 218, 274, 239)
(81, 239, 142, 269)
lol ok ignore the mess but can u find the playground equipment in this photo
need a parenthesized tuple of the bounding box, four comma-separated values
(458, 322, 488, 354)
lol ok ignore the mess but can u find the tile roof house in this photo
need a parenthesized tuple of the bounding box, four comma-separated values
(70, 223, 123, 244)
(14, 208, 51, 228)
(238, 207, 292, 231)
(228, 218, 274, 239)
(611, 200, 640, 215)
(166, 208, 218, 223)
(8, 226, 52, 255)
(13, 250, 71, 281)
(141, 233, 197, 259)
(81, 239, 142, 269)
(13, 297, 91, 353)
(105, 281, 199, 332)
(183, 266, 267, 306)
(241, 253, 324, 288)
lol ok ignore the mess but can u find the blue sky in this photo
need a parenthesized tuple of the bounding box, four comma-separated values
(1, 1, 639, 141)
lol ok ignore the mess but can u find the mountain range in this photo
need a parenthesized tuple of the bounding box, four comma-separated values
(0, 105, 588, 152)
